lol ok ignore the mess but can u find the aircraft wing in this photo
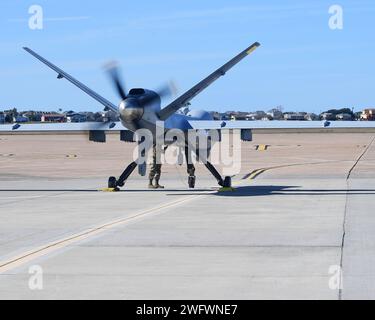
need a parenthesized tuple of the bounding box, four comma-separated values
(188, 120, 375, 130)
(23, 47, 118, 113)
(0, 122, 132, 143)
(187, 120, 375, 141)
(0, 122, 126, 132)
(158, 42, 260, 121)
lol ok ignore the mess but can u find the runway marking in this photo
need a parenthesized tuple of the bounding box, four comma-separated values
(0, 192, 211, 274)
(0, 195, 47, 200)
(0, 171, 254, 274)
(243, 159, 350, 180)
(246, 169, 267, 180)
(255, 144, 268, 151)
(100, 187, 116, 192)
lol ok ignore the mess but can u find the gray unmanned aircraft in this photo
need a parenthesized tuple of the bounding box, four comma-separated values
(19, 42, 261, 190)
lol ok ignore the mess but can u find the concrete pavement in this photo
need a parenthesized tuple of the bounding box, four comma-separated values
(0, 132, 374, 299)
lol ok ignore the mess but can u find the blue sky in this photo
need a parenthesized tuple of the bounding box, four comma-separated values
(0, 0, 374, 113)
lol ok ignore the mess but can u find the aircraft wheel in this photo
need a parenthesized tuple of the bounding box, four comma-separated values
(188, 176, 196, 189)
(223, 176, 232, 188)
(108, 176, 117, 189)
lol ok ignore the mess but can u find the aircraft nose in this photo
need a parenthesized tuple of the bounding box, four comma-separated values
(119, 98, 144, 122)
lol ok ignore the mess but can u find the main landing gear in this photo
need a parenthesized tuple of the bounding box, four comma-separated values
(108, 161, 231, 191)
(108, 161, 138, 191)
(188, 161, 231, 189)
(185, 147, 232, 189)
(188, 175, 196, 188)
(204, 161, 232, 188)
(108, 147, 232, 191)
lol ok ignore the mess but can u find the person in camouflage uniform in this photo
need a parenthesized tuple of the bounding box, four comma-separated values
(148, 144, 164, 189)
(148, 144, 197, 189)
(185, 146, 196, 188)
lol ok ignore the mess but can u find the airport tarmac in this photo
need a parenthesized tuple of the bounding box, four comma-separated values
(0, 132, 375, 299)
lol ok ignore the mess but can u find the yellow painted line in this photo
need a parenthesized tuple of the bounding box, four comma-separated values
(244, 159, 343, 181)
(256, 144, 268, 151)
(99, 188, 116, 192)
(0, 176, 252, 274)
(247, 169, 266, 180)
(246, 46, 258, 55)
(0, 193, 209, 274)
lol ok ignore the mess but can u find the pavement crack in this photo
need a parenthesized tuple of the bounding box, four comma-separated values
(339, 136, 375, 300)
(346, 137, 375, 180)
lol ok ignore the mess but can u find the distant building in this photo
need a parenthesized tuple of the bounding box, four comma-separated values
(361, 109, 375, 121)
(64, 110, 76, 116)
(305, 113, 319, 121)
(41, 113, 66, 122)
(336, 113, 353, 121)
(231, 114, 249, 121)
(210, 111, 228, 120)
(67, 113, 87, 123)
(0, 113, 5, 124)
(283, 112, 306, 121)
(102, 110, 119, 122)
(85, 112, 96, 122)
(321, 108, 354, 121)
(246, 111, 267, 120)
(22, 111, 42, 122)
(267, 108, 283, 120)
(320, 112, 336, 121)
(228, 111, 251, 120)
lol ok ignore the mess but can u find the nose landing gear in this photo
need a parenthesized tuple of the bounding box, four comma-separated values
(108, 176, 118, 191)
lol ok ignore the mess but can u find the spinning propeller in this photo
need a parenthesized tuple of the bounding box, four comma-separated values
(104, 61, 177, 107)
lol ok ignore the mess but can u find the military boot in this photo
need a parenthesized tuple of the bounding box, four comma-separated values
(154, 178, 164, 189)
(148, 179, 156, 189)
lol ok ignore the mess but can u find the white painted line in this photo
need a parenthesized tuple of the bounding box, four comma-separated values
(0, 193, 210, 274)
(0, 174, 250, 274)
(0, 196, 47, 200)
